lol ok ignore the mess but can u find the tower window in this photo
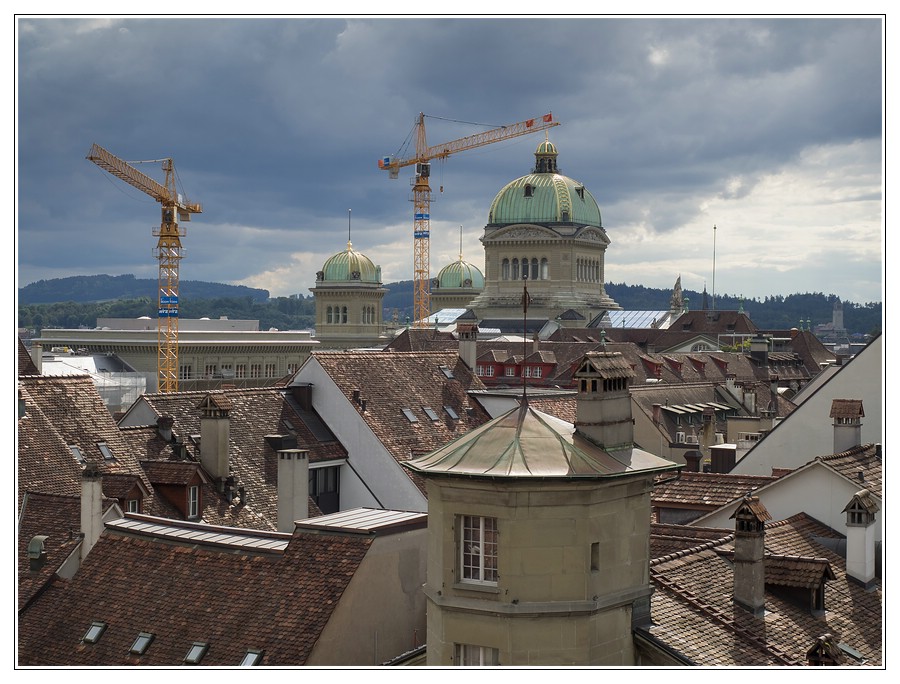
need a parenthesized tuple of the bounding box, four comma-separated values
(459, 515, 498, 585)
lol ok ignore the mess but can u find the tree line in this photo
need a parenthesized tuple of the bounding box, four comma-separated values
(18, 277, 881, 338)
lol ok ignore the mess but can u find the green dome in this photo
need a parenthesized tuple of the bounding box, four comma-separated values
(436, 258, 485, 290)
(321, 241, 381, 283)
(487, 141, 602, 227)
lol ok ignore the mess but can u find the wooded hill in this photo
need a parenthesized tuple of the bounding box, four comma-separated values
(18, 275, 881, 338)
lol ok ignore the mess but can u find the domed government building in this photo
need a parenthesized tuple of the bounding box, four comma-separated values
(309, 241, 388, 348)
(465, 138, 621, 325)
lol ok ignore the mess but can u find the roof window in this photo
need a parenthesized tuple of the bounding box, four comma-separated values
(82, 621, 107, 644)
(184, 642, 209, 665)
(98, 442, 115, 461)
(69, 445, 85, 464)
(401, 408, 418, 423)
(130, 632, 155, 655)
(444, 406, 460, 420)
(422, 406, 440, 421)
(439, 365, 455, 379)
(240, 649, 264, 666)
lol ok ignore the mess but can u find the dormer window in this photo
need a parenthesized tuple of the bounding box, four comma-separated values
(524, 184, 533, 198)
(82, 621, 107, 644)
(575, 186, 585, 200)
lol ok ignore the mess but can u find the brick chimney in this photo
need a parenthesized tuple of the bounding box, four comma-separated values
(830, 399, 864, 453)
(80, 465, 104, 561)
(277, 449, 310, 533)
(730, 494, 772, 616)
(842, 489, 878, 589)
(198, 392, 232, 481)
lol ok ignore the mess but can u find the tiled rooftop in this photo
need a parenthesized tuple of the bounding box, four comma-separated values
(645, 514, 881, 666)
(652, 471, 779, 509)
(119, 386, 348, 529)
(17, 515, 374, 666)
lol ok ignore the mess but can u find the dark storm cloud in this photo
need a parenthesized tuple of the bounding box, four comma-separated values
(16, 16, 883, 303)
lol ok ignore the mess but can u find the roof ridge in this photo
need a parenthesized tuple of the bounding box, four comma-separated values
(650, 534, 734, 566)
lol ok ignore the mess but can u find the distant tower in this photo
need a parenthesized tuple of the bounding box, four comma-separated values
(310, 240, 387, 349)
(430, 229, 485, 313)
(833, 299, 845, 333)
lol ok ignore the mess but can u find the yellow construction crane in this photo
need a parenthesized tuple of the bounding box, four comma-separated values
(379, 112, 559, 327)
(87, 143, 202, 393)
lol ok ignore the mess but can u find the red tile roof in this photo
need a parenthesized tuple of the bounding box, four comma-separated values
(17, 516, 374, 666)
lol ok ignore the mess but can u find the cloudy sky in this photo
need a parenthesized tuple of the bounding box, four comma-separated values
(16, 16, 885, 305)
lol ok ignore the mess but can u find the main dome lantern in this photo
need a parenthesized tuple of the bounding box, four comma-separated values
(487, 140, 602, 227)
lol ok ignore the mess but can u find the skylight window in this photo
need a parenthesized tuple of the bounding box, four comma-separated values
(184, 642, 209, 665)
(240, 649, 264, 666)
(69, 445, 85, 464)
(444, 406, 459, 420)
(401, 408, 418, 423)
(130, 632, 155, 655)
(98, 442, 115, 461)
(439, 365, 455, 379)
(422, 406, 440, 421)
(82, 621, 107, 644)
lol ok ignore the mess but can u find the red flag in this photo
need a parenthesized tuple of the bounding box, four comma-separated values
(542, 113, 552, 122)
(525, 119, 534, 128)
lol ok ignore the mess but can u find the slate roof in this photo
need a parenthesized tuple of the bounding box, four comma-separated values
(17, 514, 374, 666)
(18, 375, 155, 509)
(644, 514, 881, 666)
(310, 351, 490, 495)
(652, 471, 779, 510)
(119, 386, 347, 530)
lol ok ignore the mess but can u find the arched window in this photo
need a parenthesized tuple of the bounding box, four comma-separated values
(326, 306, 333, 324)
(512, 258, 519, 280)
(502, 258, 510, 280)
(524, 184, 533, 198)
(531, 258, 539, 280)
(341, 306, 348, 324)
(540, 257, 549, 280)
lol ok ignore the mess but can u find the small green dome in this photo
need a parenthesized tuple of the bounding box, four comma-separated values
(436, 258, 485, 290)
(488, 141, 602, 227)
(321, 241, 381, 283)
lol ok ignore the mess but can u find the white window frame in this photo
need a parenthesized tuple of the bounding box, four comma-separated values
(459, 515, 498, 585)
(456, 643, 499, 666)
(188, 485, 199, 519)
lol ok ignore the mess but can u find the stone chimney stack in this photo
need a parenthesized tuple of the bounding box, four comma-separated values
(198, 392, 232, 481)
(749, 335, 769, 366)
(573, 351, 635, 451)
(455, 310, 480, 371)
(830, 399, 864, 453)
(29, 343, 43, 374)
(277, 449, 310, 533)
(730, 493, 772, 617)
(80, 465, 104, 561)
(842, 489, 878, 589)
(156, 415, 174, 442)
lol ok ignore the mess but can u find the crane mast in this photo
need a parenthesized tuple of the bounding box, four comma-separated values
(87, 143, 202, 393)
(379, 112, 559, 327)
